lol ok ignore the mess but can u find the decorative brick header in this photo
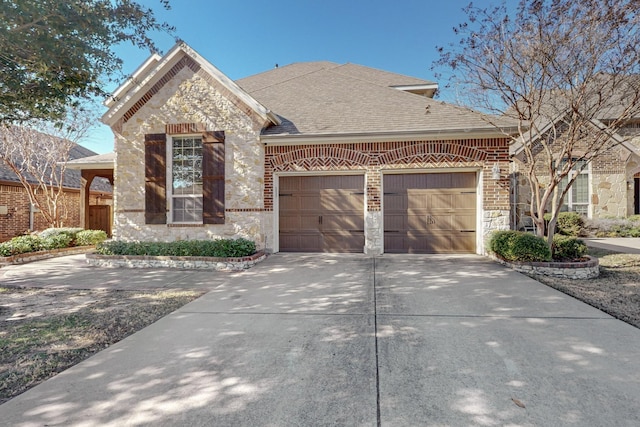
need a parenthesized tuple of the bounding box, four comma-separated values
(264, 138, 510, 211)
(123, 56, 200, 123)
(166, 123, 207, 135)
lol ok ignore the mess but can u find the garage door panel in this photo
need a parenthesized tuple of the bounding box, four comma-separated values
(383, 173, 477, 254)
(453, 215, 476, 230)
(323, 213, 363, 230)
(406, 190, 429, 209)
(279, 233, 323, 252)
(384, 194, 406, 210)
(452, 193, 475, 209)
(452, 233, 476, 252)
(321, 189, 362, 211)
(451, 172, 477, 188)
(324, 231, 365, 253)
(384, 214, 406, 232)
(279, 175, 364, 253)
(427, 215, 453, 231)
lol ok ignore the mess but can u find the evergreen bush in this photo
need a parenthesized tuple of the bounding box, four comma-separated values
(552, 235, 588, 260)
(488, 230, 551, 262)
(75, 230, 108, 246)
(95, 238, 257, 258)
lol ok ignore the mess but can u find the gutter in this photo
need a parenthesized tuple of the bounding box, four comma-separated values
(260, 127, 520, 145)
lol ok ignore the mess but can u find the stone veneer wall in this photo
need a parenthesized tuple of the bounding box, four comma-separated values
(591, 146, 628, 218)
(265, 139, 510, 254)
(112, 55, 271, 248)
(513, 145, 631, 224)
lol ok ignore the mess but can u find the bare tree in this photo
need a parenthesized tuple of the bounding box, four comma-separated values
(0, 112, 94, 228)
(435, 0, 640, 245)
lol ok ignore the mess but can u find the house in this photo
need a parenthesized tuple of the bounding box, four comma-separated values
(0, 143, 113, 242)
(98, 42, 517, 254)
(510, 85, 640, 230)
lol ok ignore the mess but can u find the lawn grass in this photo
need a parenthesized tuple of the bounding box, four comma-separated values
(0, 288, 205, 404)
(530, 246, 640, 329)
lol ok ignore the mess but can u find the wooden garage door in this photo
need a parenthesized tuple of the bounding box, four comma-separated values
(279, 175, 365, 252)
(384, 172, 476, 253)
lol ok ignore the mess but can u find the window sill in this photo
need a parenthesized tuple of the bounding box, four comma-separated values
(167, 223, 205, 227)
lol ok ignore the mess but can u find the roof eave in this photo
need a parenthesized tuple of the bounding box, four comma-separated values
(103, 53, 162, 108)
(261, 127, 518, 145)
(64, 160, 115, 170)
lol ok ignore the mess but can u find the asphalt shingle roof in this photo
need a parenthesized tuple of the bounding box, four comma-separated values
(237, 61, 511, 136)
(0, 142, 112, 192)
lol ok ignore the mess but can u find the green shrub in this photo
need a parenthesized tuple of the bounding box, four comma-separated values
(75, 230, 108, 246)
(556, 212, 585, 236)
(488, 230, 551, 262)
(552, 235, 588, 261)
(39, 227, 83, 240)
(41, 233, 73, 250)
(0, 235, 43, 257)
(543, 212, 584, 236)
(96, 238, 257, 258)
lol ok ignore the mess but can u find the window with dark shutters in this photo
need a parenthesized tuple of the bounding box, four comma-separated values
(144, 126, 225, 225)
(144, 133, 167, 224)
(202, 131, 225, 224)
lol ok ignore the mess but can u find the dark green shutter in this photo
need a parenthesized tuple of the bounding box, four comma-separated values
(144, 133, 167, 224)
(202, 131, 225, 224)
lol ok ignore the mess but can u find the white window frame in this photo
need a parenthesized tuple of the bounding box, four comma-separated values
(562, 160, 590, 217)
(166, 134, 204, 224)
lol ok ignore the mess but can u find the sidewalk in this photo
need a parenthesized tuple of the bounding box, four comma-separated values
(0, 254, 229, 291)
(584, 237, 640, 254)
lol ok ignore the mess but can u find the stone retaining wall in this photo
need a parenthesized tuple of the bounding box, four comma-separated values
(493, 255, 599, 279)
(0, 246, 95, 266)
(86, 251, 266, 271)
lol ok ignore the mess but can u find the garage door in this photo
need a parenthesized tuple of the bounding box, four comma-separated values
(384, 172, 476, 253)
(279, 175, 365, 252)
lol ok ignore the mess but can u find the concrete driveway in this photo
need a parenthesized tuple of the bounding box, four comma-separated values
(1, 254, 640, 426)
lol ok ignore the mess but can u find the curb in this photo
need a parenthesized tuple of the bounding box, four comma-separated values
(0, 246, 96, 266)
(86, 251, 267, 271)
(492, 255, 600, 279)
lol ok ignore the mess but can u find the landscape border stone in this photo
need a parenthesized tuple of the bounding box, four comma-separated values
(85, 251, 267, 271)
(0, 246, 96, 267)
(492, 255, 599, 279)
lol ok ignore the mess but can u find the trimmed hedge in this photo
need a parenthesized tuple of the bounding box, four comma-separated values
(552, 234, 588, 261)
(488, 230, 551, 262)
(75, 230, 108, 246)
(95, 238, 257, 258)
(0, 229, 108, 257)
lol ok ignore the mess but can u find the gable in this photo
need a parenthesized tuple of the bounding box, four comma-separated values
(102, 43, 279, 129)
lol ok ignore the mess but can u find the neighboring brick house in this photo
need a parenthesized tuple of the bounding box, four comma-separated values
(101, 42, 517, 254)
(511, 111, 640, 231)
(0, 144, 113, 242)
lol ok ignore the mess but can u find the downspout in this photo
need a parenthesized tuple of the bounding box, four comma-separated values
(29, 203, 35, 232)
(511, 170, 518, 230)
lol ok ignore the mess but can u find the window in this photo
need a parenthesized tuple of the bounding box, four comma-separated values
(169, 136, 203, 222)
(144, 127, 225, 225)
(560, 159, 589, 215)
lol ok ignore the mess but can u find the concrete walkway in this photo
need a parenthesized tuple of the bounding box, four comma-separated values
(584, 237, 640, 254)
(1, 254, 640, 426)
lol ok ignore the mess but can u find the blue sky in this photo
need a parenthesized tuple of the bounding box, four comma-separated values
(84, 0, 483, 153)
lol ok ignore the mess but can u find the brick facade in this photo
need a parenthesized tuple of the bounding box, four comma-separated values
(0, 181, 112, 242)
(265, 138, 510, 254)
(265, 139, 510, 211)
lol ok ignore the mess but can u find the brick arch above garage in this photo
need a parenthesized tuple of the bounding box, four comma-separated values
(264, 139, 510, 212)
